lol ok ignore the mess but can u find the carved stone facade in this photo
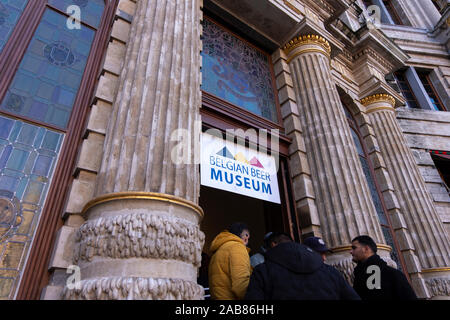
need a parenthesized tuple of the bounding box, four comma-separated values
(1, 0, 449, 300)
(39, 0, 450, 301)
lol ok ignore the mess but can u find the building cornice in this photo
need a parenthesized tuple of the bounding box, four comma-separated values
(353, 47, 395, 72)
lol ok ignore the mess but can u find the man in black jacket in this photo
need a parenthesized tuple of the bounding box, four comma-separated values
(351, 235, 417, 300)
(245, 232, 360, 300)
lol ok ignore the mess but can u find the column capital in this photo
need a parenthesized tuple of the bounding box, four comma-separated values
(282, 34, 331, 63)
(361, 93, 396, 114)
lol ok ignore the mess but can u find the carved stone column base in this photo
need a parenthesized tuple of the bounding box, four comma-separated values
(421, 269, 450, 300)
(326, 245, 396, 286)
(63, 192, 205, 300)
(63, 277, 204, 300)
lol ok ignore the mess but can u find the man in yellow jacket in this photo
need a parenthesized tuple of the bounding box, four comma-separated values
(208, 222, 252, 300)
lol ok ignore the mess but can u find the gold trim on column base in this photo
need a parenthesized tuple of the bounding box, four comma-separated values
(283, 35, 331, 57)
(421, 267, 450, 273)
(81, 192, 204, 218)
(361, 94, 395, 108)
(331, 243, 392, 253)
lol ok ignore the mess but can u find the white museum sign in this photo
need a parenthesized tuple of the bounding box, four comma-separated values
(201, 132, 281, 204)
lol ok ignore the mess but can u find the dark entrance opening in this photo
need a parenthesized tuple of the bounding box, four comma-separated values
(200, 185, 284, 255)
(197, 185, 285, 298)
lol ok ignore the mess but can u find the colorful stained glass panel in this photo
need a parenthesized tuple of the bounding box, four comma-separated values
(0, 115, 63, 299)
(201, 19, 278, 122)
(0, 0, 29, 54)
(0, 8, 95, 129)
(48, 0, 105, 28)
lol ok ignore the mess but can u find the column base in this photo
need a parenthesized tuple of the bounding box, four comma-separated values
(63, 192, 205, 300)
(421, 268, 450, 300)
(326, 245, 395, 285)
(63, 277, 204, 300)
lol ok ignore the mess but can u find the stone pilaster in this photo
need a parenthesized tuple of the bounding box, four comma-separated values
(272, 48, 321, 239)
(395, 0, 441, 29)
(283, 35, 393, 281)
(363, 94, 450, 299)
(63, 0, 205, 300)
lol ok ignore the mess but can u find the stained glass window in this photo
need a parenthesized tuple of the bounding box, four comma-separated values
(48, 0, 105, 28)
(0, 0, 105, 298)
(0, 0, 29, 54)
(0, 8, 95, 129)
(201, 19, 278, 122)
(0, 115, 63, 299)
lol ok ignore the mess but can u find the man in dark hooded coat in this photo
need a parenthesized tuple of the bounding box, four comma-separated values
(351, 235, 417, 300)
(245, 232, 360, 300)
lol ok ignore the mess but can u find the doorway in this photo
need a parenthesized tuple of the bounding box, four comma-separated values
(199, 185, 284, 255)
(197, 181, 288, 298)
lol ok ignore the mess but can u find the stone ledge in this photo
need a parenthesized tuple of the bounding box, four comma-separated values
(47, 226, 77, 270)
(64, 171, 97, 215)
(94, 72, 119, 103)
(111, 18, 132, 43)
(86, 100, 113, 135)
(103, 40, 127, 76)
(396, 107, 450, 123)
(118, 0, 137, 17)
(76, 132, 105, 173)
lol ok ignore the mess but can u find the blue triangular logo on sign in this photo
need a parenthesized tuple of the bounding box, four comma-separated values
(216, 147, 234, 159)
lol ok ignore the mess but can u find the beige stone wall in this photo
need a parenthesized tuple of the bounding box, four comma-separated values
(41, 0, 137, 300)
(396, 108, 450, 236)
(38, 0, 450, 300)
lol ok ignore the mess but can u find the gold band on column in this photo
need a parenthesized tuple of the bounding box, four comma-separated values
(82, 191, 204, 218)
(361, 94, 396, 114)
(331, 243, 392, 253)
(421, 267, 450, 273)
(283, 34, 331, 63)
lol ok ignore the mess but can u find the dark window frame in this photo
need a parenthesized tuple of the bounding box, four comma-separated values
(417, 70, 447, 111)
(430, 151, 450, 193)
(394, 70, 421, 109)
(431, 0, 442, 12)
(382, 0, 404, 25)
(0, 0, 120, 300)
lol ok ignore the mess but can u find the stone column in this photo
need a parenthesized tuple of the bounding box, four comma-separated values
(283, 35, 393, 282)
(362, 94, 450, 299)
(63, 0, 205, 300)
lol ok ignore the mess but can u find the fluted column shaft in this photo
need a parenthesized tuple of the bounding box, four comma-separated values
(63, 0, 205, 300)
(364, 95, 450, 298)
(283, 36, 390, 275)
(96, 0, 201, 202)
